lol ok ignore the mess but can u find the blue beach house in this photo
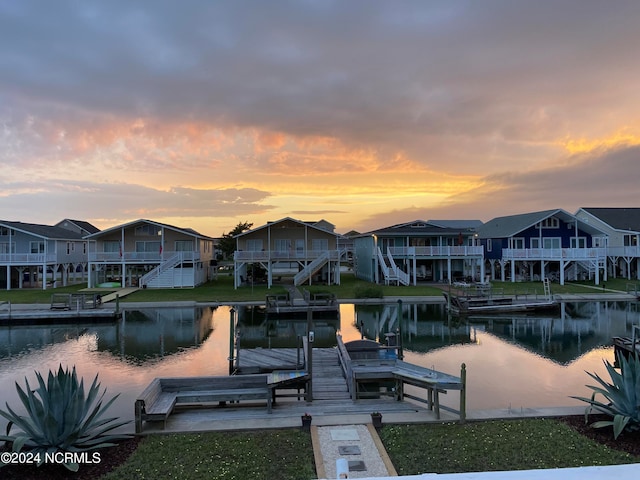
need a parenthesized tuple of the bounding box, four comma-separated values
(478, 209, 607, 285)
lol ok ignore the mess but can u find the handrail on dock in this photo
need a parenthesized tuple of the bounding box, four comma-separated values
(50, 293, 102, 311)
(336, 334, 466, 422)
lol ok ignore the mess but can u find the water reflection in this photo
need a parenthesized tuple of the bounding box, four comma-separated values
(353, 301, 638, 365)
(0, 300, 638, 429)
(235, 305, 340, 348)
(0, 307, 215, 364)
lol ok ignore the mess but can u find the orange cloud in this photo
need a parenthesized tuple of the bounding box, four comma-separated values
(559, 130, 640, 155)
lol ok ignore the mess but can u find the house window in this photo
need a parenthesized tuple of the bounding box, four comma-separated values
(246, 239, 263, 251)
(295, 239, 305, 255)
(67, 242, 71, 254)
(486, 239, 492, 252)
(542, 238, 561, 249)
(175, 240, 193, 252)
(530, 238, 540, 249)
(135, 224, 161, 236)
(539, 217, 559, 228)
(30, 241, 45, 254)
(570, 237, 586, 248)
(593, 237, 606, 248)
(312, 238, 328, 251)
(136, 241, 161, 253)
(0, 227, 9, 236)
(0, 242, 15, 253)
(103, 241, 120, 253)
(511, 238, 524, 249)
(275, 239, 291, 252)
(624, 235, 638, 247)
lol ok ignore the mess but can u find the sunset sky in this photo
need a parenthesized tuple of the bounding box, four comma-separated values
(2, 1, 640, 237)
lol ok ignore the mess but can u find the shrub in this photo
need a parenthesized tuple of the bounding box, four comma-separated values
(0, 364, 131, 471)
(571, 352, 640, 439)
(354, 285, 383, 298)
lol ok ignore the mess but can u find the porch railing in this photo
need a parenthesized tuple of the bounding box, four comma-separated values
(387, 246, 484, 257)
(234, 249, 343, 262)
(89, 251, 198, 262)
(606, 246, 640, 257)
(0, 253, 57, 263)
(502, 247, 607, 261)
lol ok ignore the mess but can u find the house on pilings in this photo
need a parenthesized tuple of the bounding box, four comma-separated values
(85, 219, 216, 288)
(0, 219, 98, 290)
(233, 218, 345, 288)
(478, 209, 608, 285)
(352, 219, 484, 285)
(575, 207, 640, 281)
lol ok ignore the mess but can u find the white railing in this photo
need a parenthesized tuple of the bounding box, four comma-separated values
(376, 247, 393, 283)
(606, 246, 640, 257)
(234, 249, 343, 262)
(387, 249, 410, 285)
(89, 251, 197, 262)
(388, 246, 484, 257)
(293, 252, 330, 286)
(0, 253, 57, 263)
(139, 253, 183, 287)
(502, 248, 607, 261)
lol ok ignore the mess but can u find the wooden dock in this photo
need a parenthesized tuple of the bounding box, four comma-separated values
(234, 335, 465, 421)
(236, 347, 305, 374)
(265, 287, 339, 315)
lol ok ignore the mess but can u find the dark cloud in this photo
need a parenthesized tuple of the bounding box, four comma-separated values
(3, 1, 640, 170)
(355, 143, 640, 231)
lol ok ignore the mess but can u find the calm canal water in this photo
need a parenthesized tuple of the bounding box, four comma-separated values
(0, 300, 637, 430)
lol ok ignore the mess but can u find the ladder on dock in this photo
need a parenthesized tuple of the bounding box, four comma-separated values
(543, 278, 552, 300)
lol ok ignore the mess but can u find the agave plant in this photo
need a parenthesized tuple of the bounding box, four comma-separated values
(0, 364, 131, 471)
(571, 351, 640, 439)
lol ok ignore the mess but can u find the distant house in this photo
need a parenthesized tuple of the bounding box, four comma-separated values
(352, 219, 484, 285)
(233, 217, 344, 288)
(478, 209, 607, 285)
(55, 219, 101, 237)
(0, 220, 96, 290)
(85, 219, 216, 288)
(575, 207, 640, 280)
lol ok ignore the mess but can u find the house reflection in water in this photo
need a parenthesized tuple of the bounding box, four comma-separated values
(235, 305, 340, 348)
(0, 307, 216, 364)
(98, 307, 216, 362)
(354, 301, 640, 365)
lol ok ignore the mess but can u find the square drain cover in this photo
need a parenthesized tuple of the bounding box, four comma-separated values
(338, 446, 361, 455)
(330, 429, 359, 441)
(348, 460, 366, 472)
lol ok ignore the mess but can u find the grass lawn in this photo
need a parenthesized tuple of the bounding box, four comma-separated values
(95, 418, 640, 479)
(1, 274, 637, 304)
(102, 430, 315, 480)
(378, 419, 639, 475)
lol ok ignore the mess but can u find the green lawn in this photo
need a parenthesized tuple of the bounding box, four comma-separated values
(1, 274, 637, 304)
(98, 419, 639, 479)
(379, 419, 639, 475)
(102, 429, 315, 480)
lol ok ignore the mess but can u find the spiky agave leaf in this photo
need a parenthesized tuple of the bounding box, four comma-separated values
(571, 351, 640, 439)
(0, 364, 131, 471)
